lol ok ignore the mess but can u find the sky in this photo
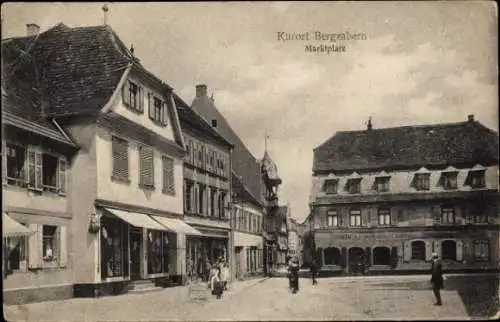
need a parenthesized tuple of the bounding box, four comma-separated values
(2, 2, 498, 223)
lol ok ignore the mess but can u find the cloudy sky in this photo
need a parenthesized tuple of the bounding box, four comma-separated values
(2, 2, 498, 222)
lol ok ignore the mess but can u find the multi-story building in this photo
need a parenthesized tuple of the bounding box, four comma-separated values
(3, 22, 190, 301)
(309, 116, 499, 275)
(2, 31, 79, 303)
(175, 92, 234, 282)
(287, 217, 301, 263)
(190, 84, 265, 280)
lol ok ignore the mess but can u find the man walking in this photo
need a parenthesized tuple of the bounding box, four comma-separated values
(430, 252, 444, 306)
(310, 258, 318, 285)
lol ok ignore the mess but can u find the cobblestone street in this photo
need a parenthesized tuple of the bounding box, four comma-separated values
(5, 274, 498, 321)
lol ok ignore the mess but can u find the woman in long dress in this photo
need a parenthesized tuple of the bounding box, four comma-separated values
(210, 267, 223, 299)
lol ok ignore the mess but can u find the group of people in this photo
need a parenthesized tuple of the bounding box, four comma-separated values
(208, 260, 230, 299)
(286, 256, 319, 294)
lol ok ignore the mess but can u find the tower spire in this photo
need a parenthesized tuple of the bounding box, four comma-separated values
(102, 4, 109, 26)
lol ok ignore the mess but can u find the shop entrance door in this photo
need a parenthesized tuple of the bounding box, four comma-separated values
(130, 227, 142, 280)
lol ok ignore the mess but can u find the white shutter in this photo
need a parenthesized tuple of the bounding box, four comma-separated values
(138, 86, 144, 112)
(148, 93, 154, 120)
(456, 240, 463, 262)
(403, 241, 411, 261)
(122, 82, 130, 106)
(28, 224, 41, 269)
(425, 241, 433, 261)
(57, 158, 67, 195)
(162, 101, 169, 126)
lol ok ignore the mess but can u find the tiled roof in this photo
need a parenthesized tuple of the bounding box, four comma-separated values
(174, 94, 233, 148)
(2, 23, 133, 117)
(191, 95, 264, 206)
(313, 120, 499, 173)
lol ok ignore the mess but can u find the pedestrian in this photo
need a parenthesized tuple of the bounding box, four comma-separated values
(211, 267, 223, 299)
(430, 252, 444, 306)
(289, 257, 300, 294)
(221, 261, 230, 290)
(286, 256, 292, 289)
(310, 258, 318, 285)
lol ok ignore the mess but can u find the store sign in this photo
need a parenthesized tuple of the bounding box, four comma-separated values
(197, 228, 229, 238)
(340, 233, 361, 240)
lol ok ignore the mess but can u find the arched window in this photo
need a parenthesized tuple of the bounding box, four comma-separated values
(324, 247, 341, 265)
(411, 241, 426, 260)
(373, 247, 391, 265)
(442, 240, 457, 261)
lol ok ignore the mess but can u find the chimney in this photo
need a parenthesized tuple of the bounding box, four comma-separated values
(367, 116, 373, 131)
(196, 84, 208, 98)
(467, 114, 474, 122)
(26, 24, 40, 37)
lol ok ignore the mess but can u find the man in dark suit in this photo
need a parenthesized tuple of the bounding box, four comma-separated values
(430, 252, 444, 306)
(310, 258, 318, 285)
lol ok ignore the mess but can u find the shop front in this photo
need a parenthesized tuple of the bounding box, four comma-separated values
(185, 227, 230, 282)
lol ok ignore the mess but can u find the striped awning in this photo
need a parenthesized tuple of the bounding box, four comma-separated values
(151, 215, 202, 236)
(105, 208, 167, 231)
(3, 213, 33, 237)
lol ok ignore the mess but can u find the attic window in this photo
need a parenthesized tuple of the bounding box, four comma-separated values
(123, 81, 143, 113)
(465, 170, 485, 189)
(322, 179, 338, 194)
(441, 172, 458, 190)
(346, 178, 361, 194)
(211, 119, 217, 128)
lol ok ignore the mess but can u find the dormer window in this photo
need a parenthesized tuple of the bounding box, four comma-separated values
(323, 179, 338, 195)
(374, 176, 390, 192)
(148, 93, 167, 126)
(123, 81, 144, 113)
(346, 179, 361, 194)
(414, 173, 430, 191)
(441, 171, 458, 190)
(466, 170, 486, 189)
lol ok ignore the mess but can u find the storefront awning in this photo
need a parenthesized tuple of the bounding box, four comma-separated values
(105, 208, 167, 231)
(3, 213, 33, 237)
(151, 215, 202, 236)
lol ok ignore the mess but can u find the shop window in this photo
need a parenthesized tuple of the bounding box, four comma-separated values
(101, 216, 129, 279)
(441, 240, 457, 261)
(373, 247, 391, 265)
(6, 143, 27, 187)
(323, 179, 338, 194)
(414, 173, 430, 191)
(324, 247, 341, 265)
(440, 206, 455, 224)
(441, 172, 458, 190)
(473, 240, 489, 261)
(411, 240, 426, 260)
(378, 208, 391, 226)
(349, 210, 361, 227)
(147, 230, 171, 275)
(375, 177, 390, 192)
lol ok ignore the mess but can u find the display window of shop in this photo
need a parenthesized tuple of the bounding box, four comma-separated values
(5, 231, 28, 273)
(101, 216, 129, 280)
(473, 240, 489, 261)
(147, 230, 171, 275)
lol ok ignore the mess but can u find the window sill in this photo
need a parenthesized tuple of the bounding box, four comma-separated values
(139, 184, 156, 191)
(150, 118, 168, 128)
(124, 103, 144, 115)
(162, 189, 175, 196)
(111, 176, 131, 184)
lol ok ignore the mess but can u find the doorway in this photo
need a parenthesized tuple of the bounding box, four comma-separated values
(130, 227, 142, 280)
(348, 247, 365, 275)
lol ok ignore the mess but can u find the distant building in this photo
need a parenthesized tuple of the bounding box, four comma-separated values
(309, 116, 499, 275)
(287, 216, 301, 262)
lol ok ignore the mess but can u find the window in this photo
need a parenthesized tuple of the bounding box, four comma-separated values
(139, 146, 154, 188)
(440, 206, 455, 224)
(466, 215, 489, 224)
(411, 240, 426, 260)
(373, 247, 391, 265)
(324, 247, 341, 265)
(42, 153, 58, 192)
(6, 143, 27, 186)
(123, 81, 143, 112)
(378, 208, 391, 226)
(42, 225, 58, 265)
(375, 177, 390, 192)
(473, 240, 489, 261)
(185, 141, 191, 163)
(5, 230, 28, 272)
(184, 180, 194, 212)
(349, 210, 361, 227)
(101, 216, 129, 279)
(323, 179, 338, 194)
(327, 211, 338, 227)
(210, 188, 216, 217)
(198, 184, 206, 215)
(218, 191, 226, 219)
(414, 173, 430, 191)
(442, 172, 458, 190)
(347, 179, 361, 194)
(469, 170, 485, 189)
(149, 95, 164, 124)
(162, 156, 175, 195)
(441, 240, 457, 261)
(147, 230, 171, 274)
(112, 136, 129, 182)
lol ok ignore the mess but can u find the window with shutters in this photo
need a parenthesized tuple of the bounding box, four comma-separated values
(139, 146, 154, 189)
(184, 180, 194, 212)
(150, 96, 164, 124)
(123, 81, 143, 113)
(414, 173, 430, 191)
(42, 225, 58, 267)
(161, 155, 175, 195)
(111, 136, 129, 182)
(378, 208, 391, 226)
(473, 240, 489, 261)
(6, 143, 27, 187)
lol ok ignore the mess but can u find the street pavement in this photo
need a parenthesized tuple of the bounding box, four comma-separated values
(4, 274, 499, 321)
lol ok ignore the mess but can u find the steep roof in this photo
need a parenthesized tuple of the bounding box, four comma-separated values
(313, 119, 499, 173)
(2, 23, 133, 117)
(174, 94, 233, 148)
(191, 94, 264, 206)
